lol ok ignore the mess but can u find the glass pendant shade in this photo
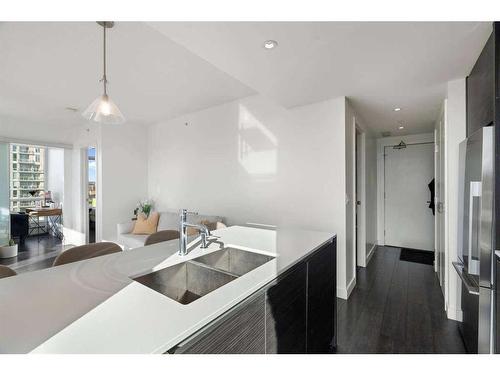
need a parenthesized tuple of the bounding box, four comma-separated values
(82, 22, 125, 125)
(82, 94, 125, 125)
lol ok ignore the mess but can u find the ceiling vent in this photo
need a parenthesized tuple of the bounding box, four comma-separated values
(381, 131, 392, 137)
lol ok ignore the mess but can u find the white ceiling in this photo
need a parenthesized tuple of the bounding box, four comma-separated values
(0, 22, 492, 136)
(151, 22, 492, 135)
(0, 22, 254, 129)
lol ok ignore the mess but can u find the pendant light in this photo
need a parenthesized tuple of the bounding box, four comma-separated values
(82, 21, 125, 125)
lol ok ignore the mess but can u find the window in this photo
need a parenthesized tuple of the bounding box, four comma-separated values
(9, 143, 46, 211)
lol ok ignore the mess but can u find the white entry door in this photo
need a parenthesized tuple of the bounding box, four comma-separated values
(385, 143, 435, 251)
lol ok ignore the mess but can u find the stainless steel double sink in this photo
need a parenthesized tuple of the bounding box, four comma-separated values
(132, 247, 274, 305)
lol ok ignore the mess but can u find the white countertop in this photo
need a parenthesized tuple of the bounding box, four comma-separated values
(0, 225, 334, 354)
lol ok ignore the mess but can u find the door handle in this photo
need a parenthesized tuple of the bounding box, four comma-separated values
(452, 262, 479, 295)
(468, 182, 481, 275)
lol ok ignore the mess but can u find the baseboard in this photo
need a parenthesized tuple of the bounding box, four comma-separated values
(346, 276, 356, 298)
(337, 287, 348, 300)
(366, 243, 377, 265)
(446, 305, 463, 322)
(337, 277, 357, 300)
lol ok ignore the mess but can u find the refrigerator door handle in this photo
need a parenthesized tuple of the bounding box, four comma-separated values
(453, 262, 479, 295)
(468, 181, 481, 275)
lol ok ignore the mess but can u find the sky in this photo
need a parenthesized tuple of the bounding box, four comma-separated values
(88, 147, 96, 182)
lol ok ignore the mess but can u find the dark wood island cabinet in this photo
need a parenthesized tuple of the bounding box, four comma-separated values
(170, 237, 337, 354)
(307, 239, 336, 353)
(265, 261, 307, 353)
(174, 291, 266, 354)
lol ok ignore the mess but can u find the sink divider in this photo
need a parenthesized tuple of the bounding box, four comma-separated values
(187, 260, 240, 279)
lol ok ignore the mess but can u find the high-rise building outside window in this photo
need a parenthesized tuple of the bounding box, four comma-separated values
(9, 143, 46, 211)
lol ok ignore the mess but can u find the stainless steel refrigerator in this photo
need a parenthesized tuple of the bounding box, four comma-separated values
(454, 126, 495, 354)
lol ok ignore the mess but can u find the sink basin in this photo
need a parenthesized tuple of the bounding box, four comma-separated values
(192, 247, 274, 276)
(133, 261, 237, 305)
(132, 247, 274, 305)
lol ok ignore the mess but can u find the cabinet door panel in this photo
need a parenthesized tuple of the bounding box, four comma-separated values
(467, 33, 494, 136)
(266, 262, 307, 353)
(307, 239, 336, 353)
(177, 291, 265, 354)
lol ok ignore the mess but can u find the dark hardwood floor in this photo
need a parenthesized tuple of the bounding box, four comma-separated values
(0, 235, 65, 273)
(336, 246, 466, 354)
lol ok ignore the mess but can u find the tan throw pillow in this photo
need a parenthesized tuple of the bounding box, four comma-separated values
(186, 226, 199, 236)
(201, 220, 217, 231)
(132, 212, 159, 235)
(216, 222, 227, 229)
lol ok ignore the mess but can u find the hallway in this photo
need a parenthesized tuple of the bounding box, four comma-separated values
(336, 246, 466, 353)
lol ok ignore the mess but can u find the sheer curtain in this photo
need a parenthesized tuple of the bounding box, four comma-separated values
(0, 142, 9, 245)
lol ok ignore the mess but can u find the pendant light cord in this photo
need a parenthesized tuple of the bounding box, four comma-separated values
(102, 24, 108, 95)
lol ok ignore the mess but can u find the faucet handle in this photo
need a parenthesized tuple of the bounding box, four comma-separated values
(180, 209, 198, 216)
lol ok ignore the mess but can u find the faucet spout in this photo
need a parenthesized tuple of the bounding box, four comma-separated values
(178, 209, 211, 256)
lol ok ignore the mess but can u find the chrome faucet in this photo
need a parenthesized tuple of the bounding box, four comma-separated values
(178, 209, 221, 256)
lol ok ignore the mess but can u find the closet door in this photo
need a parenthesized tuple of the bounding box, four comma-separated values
(0, 142, 10, 244)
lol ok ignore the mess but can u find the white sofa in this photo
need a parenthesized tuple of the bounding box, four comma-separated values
(117, 211, 224, 250)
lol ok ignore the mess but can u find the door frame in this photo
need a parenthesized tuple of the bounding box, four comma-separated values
(434, 128, 440, 274)
(81, 145, 101, 244)
(376, 133, 435, 246)
(354, 126, 367, 267)
(435, 101, 447, 300)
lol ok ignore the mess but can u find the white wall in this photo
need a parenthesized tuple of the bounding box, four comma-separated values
(443, 78, 467, 321)
(46, 148, 65, 207)
(0, 143, 9, 244)
(377, 132, 435, 245)
(46, 147, 87, 246)
(435, 103, 446, 280)
(61, 149, 75, 239)
(345, 101, 356, 295)
(100, 123, 149, 242)
(62, 148, 87, 246)
(365, 133, 378, 259)
(65, 125, 101, 245)
(148, 94, 352, 298)
(344, 100, 377, 295)
(54, 122, 149, 245)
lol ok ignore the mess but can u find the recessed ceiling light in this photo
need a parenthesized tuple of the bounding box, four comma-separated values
(394, 107, 401, 112)
(398, 125, 405, 130)
(263, 40, 278, 49)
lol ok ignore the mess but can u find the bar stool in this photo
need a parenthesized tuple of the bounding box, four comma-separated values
(0, 265, 17, 279)
(52, 242, 122, 267)
(144, 230, 180, 246)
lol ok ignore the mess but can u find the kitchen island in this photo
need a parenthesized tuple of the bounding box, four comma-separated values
(0, 225, 336, 354)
